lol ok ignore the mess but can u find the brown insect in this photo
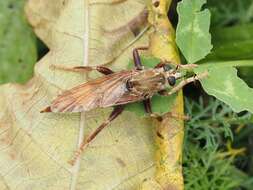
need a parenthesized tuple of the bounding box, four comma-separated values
(41, 47, 208, 165)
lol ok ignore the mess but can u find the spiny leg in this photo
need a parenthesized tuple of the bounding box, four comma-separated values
(69, 105, 124, 165)
(50, 64, 114, 75)
(144, 97, 189, 121)
(155, 73, 209, 121)
(133, 47, 149, 70)
(176, 63, 198, 70)
(143, 98, 163, 121)
(172, 64, 198, 74)
(160, 71, 208, 96)
(155, 61, 198, 71)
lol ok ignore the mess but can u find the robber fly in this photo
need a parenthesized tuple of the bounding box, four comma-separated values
(41, 47, 208, 165)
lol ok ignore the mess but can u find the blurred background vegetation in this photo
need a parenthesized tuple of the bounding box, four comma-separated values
(0, 0, 253, 189)
(0, 0, 47, 84)
(182, 0, 253, 189)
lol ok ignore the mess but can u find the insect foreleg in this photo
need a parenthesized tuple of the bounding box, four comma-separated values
(160, 71, 208, 96)
(176, 64, 198, 71)
(50, 65, 114, 75)
(69, 105, 124, 165)
(154, 61, 197, 71)
(133, 47, 149, 70)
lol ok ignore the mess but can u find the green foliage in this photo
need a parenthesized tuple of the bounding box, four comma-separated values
(184, 98, 253, 189)
(181, 0, 253, 188)
(207, 24, 253, 61)
(0, 0, 37, 84)
(1, 0, 253, 188)
(184, 145, 243, 190)
(184, 98, 252, 149)
(176, 0, 253, 115)
(195, 61, 253, 113)
(176, 0, 212, 63)
(207, 0, 253, 27)
(185, 98, 232, 149)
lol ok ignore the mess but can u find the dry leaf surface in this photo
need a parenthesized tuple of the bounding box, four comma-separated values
(0, 0, 158, 189)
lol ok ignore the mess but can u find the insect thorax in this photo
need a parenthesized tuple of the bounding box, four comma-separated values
(127, 69, 166, 96)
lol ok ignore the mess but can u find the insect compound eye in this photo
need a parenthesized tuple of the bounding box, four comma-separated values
(167, 76, 176, 86)
(153, 0, 160, 7)
(163, 64, 172, 72)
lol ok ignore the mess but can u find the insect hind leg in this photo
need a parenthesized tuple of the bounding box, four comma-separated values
(144, 98, 189, 121)
(69, 105, 124, 165)
(50, 64, 114, 75)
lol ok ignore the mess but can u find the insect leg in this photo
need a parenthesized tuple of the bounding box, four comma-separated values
(143, 98, 152, 114)
(74, 66, 114, 75)
(160, 71, 208, 96)
(145, 92, 189, 120)
(50, 64, 114, 75)
(143, 98, 187, 121)
(133, 47, 149, 70)
(69, 105, 124, 165)
(154, 62, 197, 71)
(154, 59, 179, 68)
(177, 64, 198, 70)
(143, 98, 163, 121)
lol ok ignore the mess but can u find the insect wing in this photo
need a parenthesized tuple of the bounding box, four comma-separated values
(48, 70, 135, 112)
(114, 93, 142, 105)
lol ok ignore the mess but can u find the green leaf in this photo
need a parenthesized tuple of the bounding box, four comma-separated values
(125, 94, 176, 117)
(205, 24, 253, 61)
(195, 60, 253, 113)
(125, 56, 177, 116)
(207, 0, 253, 27)
(176, 0, 213, 63)
(127, 56, 160, 69)
(0, 0, 37, 84)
